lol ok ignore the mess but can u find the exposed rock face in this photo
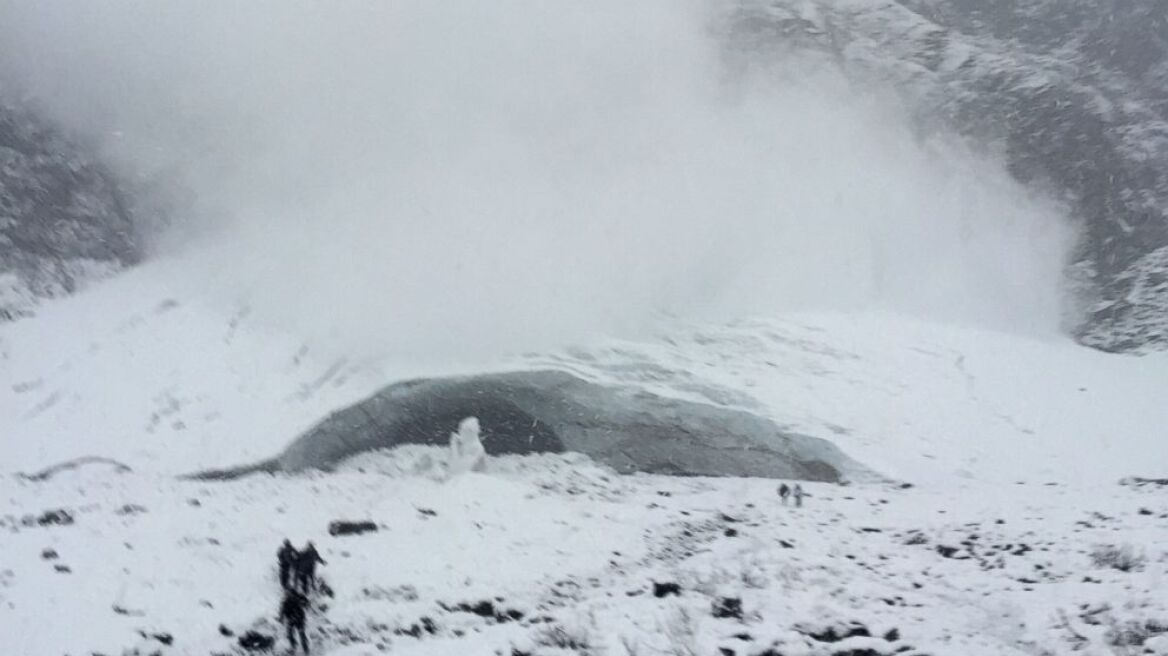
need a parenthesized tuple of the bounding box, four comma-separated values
(0, 99, 138, 320)
(7, 2, 1168, 350)
(726, 0, 1168, 351)
(192, 370, 871, 482)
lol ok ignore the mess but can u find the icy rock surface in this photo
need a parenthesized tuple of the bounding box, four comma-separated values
(196, 370, 868, 483)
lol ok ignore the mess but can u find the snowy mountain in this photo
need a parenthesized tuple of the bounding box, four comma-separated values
(2, 3, 1168, 655)
(725, 0, 1168, 351)
(2, 1, 1168, 350)
(0, 99, 140, 320)
(1, 264, 1167, 655)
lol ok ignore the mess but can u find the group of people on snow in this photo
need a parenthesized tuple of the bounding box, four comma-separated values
(278, 539, 327, 593)
(265, 417, 813, 655)
(269, 418, 486, 654)
(778, 482, 806, 507)
(276, 540, 327, 654)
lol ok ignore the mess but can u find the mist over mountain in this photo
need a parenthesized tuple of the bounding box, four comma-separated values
(726, 0, 1168, 351)
(0, 100, 139, 319)
(0, 0, 1165, 353)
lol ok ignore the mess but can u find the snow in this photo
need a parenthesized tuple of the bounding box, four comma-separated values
(1, 449, 1165, 656)
(1, 262, 1167, 655)
(448, 417, 487, 476)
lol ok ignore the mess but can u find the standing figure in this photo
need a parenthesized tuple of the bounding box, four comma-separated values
(778, 483, 791, 506)
(448, 416, 487, 475)
(277, 539, 299, 590)
(296, 541, 327, 593)
(793, 484, 805, 508)
(279, 589, 311, 654)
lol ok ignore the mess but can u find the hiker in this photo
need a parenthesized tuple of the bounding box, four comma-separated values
(296, 541, 326, 593)
(277, 539, 299, 590)
(793, 483, 805, 508)
(778, 483, 791, 506)
(279, 588, 311, 654)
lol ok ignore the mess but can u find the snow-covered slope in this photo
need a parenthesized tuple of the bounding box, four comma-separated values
(4, 259, 1167, 486)
(2, 448, 1166, 656)
(2, 265, 1167, 656)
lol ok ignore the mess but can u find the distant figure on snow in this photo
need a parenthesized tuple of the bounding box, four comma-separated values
(448, 416, 487, 475)
(778, 483, 791, 505)
(793, 483, 806, 508)
(277, 539, 299, 590)
(279, 588, 311, 654)
(296, 541, 326, 593)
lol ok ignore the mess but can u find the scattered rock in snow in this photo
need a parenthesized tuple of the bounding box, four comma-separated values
(237, 631, 275, 652)
(138, 631, 174, 646)
(112, 604, 145, 617)
(1120, 477, 1168, 489)
(712, 597, 744, 620)
(935, 544, 969, 559)
(802, 622, 872, 643)
(395, 616, 439, 638)
(24, 509, 74, 527)
(440, 599, 524, 623)
(328, 520, 378, 536)
(652, 581, 681, 598)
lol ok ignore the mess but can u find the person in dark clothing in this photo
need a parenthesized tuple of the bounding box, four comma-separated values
(277, 539, 299, 590)
(793, 483, 806, 508)
(778, 483, 791, 506)
(296, 541, 326, 593)
(279, 589, 311, 654)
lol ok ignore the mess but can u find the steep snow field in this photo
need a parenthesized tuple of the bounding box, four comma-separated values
(2, 261, 1168, 655)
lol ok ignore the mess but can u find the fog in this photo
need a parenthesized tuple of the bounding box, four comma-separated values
(0, 1, 1074, 360)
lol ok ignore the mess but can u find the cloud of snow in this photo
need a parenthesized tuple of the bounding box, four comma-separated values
(0, 0, 1073, 361)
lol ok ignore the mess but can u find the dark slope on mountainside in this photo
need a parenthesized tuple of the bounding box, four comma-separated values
(191, 370, 872, 482)
(727, 0, 1168, 351)
(0, 98, 139, 320)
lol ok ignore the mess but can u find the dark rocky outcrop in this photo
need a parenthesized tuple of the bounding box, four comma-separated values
(652, 581, 682, 598)
(328, 520, 378, 537)
(0, 99, 139, 319)
(726, 0, 1168, 351)
(713, 597, 744, 620)
(237, 631, 275, 652)
(189, 370, 872, 482)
